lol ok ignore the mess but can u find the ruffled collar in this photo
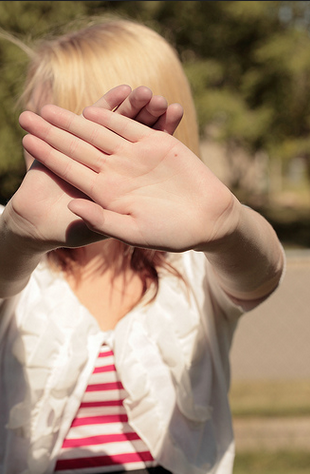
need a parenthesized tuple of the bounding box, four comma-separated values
(7, 261, 102, 473)
(113, 269, 214, 473)
(8, 253, 216, 474)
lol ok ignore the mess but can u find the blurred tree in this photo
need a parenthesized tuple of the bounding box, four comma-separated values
(1, 1, 310, 203)
(0, 1, 92, 204)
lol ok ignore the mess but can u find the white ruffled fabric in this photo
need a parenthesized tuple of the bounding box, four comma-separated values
(0, 251, 243, 474)
(4, 262, 101, 473)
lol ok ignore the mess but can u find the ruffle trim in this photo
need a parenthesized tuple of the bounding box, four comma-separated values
(6, 251, 230, 474)
(7, 262, 100, 474)
(114, 267, 214, 473)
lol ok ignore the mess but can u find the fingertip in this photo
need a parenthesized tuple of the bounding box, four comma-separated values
(132, 86, 153, 103)
(82, 105, 110, 122)
(82, 104, 92, 119)
(168, 102, 184, 118)
(109, 84, 132, 103)
(153, 102, 183, 134)
(40, 104, 60, 122)
(68, 199, 106, 233)
(166, 103, 184, 129)
(92, 85, 132, 111)
(148, 95, 168, 114)
(21, 133, 36, 153)
(19, 109, 38, 128)
(135, 85, 152, 95)
(114, 84, 132, 93)
(19, 110, 29, 127)
(21, 133, 28, 147)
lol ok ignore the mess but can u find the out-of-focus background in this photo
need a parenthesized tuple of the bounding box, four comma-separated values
(1, 1, 310, 472)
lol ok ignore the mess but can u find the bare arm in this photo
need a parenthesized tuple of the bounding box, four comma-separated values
(0, 85, 183, 299)
(0, 207, 44, 298)
(200, 203, 284, 309)
(19, 105, 284, 306)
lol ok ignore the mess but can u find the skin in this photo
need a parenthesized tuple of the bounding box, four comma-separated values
(0, 85, 183, 305)
(17, 84, 185, 251)
(19, 105, 234, 252)
(0, 85, 284, 328)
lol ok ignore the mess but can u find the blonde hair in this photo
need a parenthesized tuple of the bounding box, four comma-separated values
(20, 18, 199, 298)
(21, 18, 200, 156)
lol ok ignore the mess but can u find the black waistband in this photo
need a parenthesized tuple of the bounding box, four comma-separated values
(111, 467, 172, 474)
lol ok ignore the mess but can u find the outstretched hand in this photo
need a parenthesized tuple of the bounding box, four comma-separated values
(19, 104, 238, 252)
(6, 86, 183, 252)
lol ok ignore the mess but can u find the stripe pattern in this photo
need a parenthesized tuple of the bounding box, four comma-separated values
(54, 344, 155, 473)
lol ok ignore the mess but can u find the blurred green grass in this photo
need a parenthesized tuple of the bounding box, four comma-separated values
(231, 381, 310, 473)
(234, 451, 310, 474)
(230, 380, 310, 418)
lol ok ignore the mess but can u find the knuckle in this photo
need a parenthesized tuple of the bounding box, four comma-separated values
(61, 160, 73, 181)
(68, 138, 78, 156)
(89, 125, 100, 145)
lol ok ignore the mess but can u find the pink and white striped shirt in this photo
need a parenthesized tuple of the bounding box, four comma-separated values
(54, 344, 156, 473)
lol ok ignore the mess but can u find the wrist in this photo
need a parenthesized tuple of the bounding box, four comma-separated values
(2, 202, 53, 256)
(194, 193, 242, 254)
(197, 203, 284, 304)
(0, 210, 46, 298)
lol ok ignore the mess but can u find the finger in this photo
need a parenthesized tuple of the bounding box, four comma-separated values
(82, 106, 153, 142)
(42, 105, 129, 153)
(114, 86, 153, 118)
(22, 106, 127, 156)
(91, 84, 132, 110)
(20, 110, 113, 171)
(135, 95, 168, 127)
(68, 199, 143, 246)
(153, 103, 184, 135)
(22, 134, 97, 197)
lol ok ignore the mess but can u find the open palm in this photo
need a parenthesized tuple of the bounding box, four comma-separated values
(12, 86, 184, 250)
(20, 104, 237, 252)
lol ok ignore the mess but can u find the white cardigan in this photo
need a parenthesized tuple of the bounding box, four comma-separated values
(0, 249, 244, 474)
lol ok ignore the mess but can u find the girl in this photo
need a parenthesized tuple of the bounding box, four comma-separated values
(0, 18, 284, 474)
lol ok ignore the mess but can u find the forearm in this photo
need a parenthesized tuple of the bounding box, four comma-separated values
(0, 210, 44, 298)
(201, 203, 284, 307)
